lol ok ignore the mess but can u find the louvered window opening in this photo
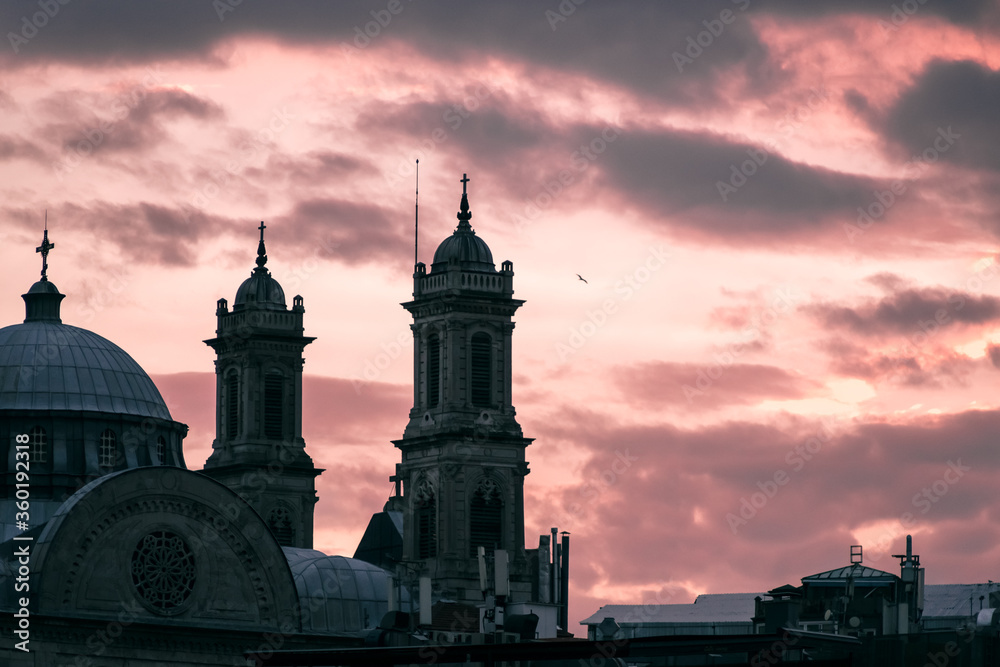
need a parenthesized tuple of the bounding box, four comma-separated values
(470, 333, 491, 407)
(469, 489, 502, 556)
(417, 497, 437, 558)
(29, 426, 46, 463)
(264, 375, 283, 439)
(226, 373, 239, 437)
(156, 436, 167, 465)
(427, 335, 440, 408)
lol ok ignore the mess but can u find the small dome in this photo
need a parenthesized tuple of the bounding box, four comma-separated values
(0, 321, 172, 419)
(26, 279, 61, 295)
(233, 269, 286, 311)
(432, 230, 494, 269)
(284, 548, 407, 635)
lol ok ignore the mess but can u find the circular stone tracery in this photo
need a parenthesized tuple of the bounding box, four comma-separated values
(130, 530, 196, 614)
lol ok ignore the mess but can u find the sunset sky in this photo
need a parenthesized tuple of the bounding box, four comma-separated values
(2, 0, 1000, 628)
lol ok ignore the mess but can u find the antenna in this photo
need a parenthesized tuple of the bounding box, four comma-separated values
(414, 159, 419, 268)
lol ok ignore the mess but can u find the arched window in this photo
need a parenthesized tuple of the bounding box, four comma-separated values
(427, 334, 441, 408)
(469, 479, 503, 556)
(470, 333, 492, 407)
(267, 506, 295, 547)
(415, 478, 437, 559)
(226, 371, 240, 438)
(29, 426, 46, 464)
(264, 372, 284, 439)
(99, 429, 117, 468)
(156, 436, 167, 465)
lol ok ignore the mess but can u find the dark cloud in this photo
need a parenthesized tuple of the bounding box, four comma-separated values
(809, 286, 1000, 338)
(754, 0, 998, 25)
(528, 405, 1000, 603)
(0, 2, 772, 111)
(46, 201, 239, 266)
(255, 151, 377, 187)
(988, 344, 1000, 370)
(42, 88, 225, 158)
(0, 134, 48, 163)
(613, 361, 821, 410)
(595, 125, 879, 240)
(880, 59, 1000, 172)
(821, 337, 980, 388)
(271, 197, 412, 267)
(354, 92, 886, 243)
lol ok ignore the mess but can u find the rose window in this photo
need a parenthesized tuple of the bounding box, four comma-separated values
(130, 530, 196, 613)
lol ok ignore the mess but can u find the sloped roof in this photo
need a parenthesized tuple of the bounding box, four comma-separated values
(924, 583, 1000, 618)
(580, 592, 763, 626)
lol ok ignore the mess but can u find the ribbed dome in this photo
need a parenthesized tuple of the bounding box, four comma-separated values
(233, 268, 286, 311)
(432, 230, 494, 268)
(0, 321, 171, 419)
(284, 548, 406, 634)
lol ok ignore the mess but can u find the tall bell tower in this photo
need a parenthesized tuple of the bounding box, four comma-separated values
(202, 223, 322, 549)
(393, 175, 533, 604)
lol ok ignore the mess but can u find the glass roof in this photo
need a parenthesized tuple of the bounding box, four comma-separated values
(284, 547, 408, 635)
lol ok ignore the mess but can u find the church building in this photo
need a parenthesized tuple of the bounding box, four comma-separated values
(0, 177, 568, 665)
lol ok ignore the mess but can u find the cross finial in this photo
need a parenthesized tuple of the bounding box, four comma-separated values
(36, 214, 54, 282)
(461, 173, 470, 194)
(255, 221, 268, 270)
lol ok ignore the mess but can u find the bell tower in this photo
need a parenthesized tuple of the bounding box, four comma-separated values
(202, 223, 322, 549)
(393, 175, 532, 604)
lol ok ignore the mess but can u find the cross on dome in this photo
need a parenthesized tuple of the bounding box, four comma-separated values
(36, 217, 54, 282)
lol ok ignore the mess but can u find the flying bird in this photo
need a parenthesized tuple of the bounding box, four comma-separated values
(576, 274, 588, 284)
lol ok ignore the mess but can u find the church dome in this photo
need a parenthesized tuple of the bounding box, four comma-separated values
(0, 320, 172, 420)
(1, 274, 171, 420)
(430, 177, 495, 272)
(283, 548, 405, 635)
(233, 224, 286, 311)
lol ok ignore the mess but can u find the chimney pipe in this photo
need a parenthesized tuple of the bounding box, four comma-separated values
(560, 532, 570, 633)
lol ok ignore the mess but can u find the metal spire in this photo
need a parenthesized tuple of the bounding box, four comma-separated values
(35, 212, 54, 281)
